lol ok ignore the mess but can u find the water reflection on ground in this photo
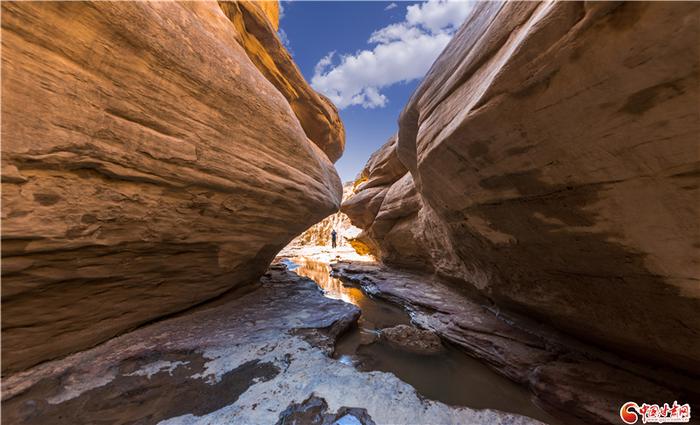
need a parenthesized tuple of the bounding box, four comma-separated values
(284, 257, 366, 307)
(283, 256, 410, 366)
(282, 256, 565, 425)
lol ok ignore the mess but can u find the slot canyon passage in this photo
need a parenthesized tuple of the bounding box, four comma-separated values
(1, 1, 699, 424)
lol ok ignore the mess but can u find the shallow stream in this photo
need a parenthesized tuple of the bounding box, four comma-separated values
(282, 256, 565, 425)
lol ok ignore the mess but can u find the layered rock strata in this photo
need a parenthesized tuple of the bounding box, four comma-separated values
(218, 1, 345, 162)
(1, 1, 343, 374)
(332, 261, 700, 424)
(342, 1, 700, 372)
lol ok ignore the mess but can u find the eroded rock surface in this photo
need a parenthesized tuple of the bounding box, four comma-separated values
(343, 1, 700, 372)
(275, 395, 376, 425)
(379, 324, 444, 355)
(1, 1, 343, 374)
(1, 266, 541, 425)
(218, 1, 345, 162)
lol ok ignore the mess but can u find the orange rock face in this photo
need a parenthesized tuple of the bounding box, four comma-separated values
(344, 2, 700, 372)
(219, 1, 345, 162)
(1, 1, 343, 374)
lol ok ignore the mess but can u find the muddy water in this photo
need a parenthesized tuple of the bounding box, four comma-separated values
(284, 257, 565, 425)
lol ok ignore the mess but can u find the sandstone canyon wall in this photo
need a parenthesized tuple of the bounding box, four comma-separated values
(343, 1, 700, 372)
(1, 1, 344, 374)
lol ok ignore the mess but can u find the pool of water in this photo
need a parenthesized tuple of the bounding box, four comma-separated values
(282, 256, 567, 425)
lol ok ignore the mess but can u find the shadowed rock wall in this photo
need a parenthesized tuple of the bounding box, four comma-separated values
(343, 1, 700, 372)
(1, 1, 343, 374)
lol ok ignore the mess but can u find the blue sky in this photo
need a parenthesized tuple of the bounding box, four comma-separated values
(279, 1, 473, 182)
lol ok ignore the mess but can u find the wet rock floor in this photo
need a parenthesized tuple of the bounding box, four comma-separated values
(327, 259, 700, 425)
(1, 263, 540, 425)
(282, 256, 563, 425)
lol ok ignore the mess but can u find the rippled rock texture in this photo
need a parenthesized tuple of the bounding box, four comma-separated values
(1, 1, 343, 374)
(342, 2, 700, 372)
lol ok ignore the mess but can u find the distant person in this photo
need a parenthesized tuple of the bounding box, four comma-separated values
(331, 229, 337, 249)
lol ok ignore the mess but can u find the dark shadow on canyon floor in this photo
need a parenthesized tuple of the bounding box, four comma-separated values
(2, 352, 279, 425)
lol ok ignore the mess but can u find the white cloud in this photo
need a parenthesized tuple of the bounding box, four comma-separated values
(354, 87, 388, 108)
(311, 0, 473, 109)
(278, 28, 293, 54)
(406, 0, 472, 32)
(314, 51, 335, 76)
(368, 23, 423, 44)
(279, 0, 296, 21)
(384, 2, 398, 11)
